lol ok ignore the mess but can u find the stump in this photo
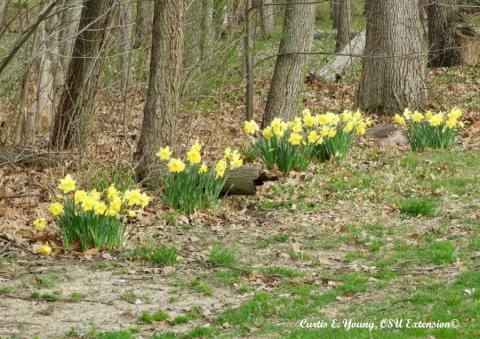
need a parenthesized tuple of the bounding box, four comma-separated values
(455, 24, 480, 66)
(222, 164, 263, 195)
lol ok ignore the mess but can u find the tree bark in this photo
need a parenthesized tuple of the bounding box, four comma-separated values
(222, 165, 262, 195)
(134, 0, 153, 48)
(134, 0, 185, 180)
(335, 0, 351, 52)
(59, 0, 82, 72)
(262, 0, 316, 127)
(119, 0, 133, 92)
(427, 0, 461, 67)
(0, 0, 10, 33)
(200, 0, 213, 61)
(356, 0, 427, 115)
(50, 0, 114, 149)
(260, 0, 274, 38)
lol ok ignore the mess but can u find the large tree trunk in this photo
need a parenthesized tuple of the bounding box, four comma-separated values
(200, 0, 213, 62)
(59, 0, 82, 72)
(260, 0, 274, 38)
(335, 0, 351, 52)
(119, 0, 133, 92)
(261, 0, 316, 127)
(134, 0, 153, 48)
(50, 0, 114, 149)
(427, 0, 461, 67)
(356, 0, 426, 115)
(134, 0, 184, 180)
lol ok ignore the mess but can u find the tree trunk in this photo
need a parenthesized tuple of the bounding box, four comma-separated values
(260, 0, 274, 38)
(0, 0, 10, 33)
(335, 0, 351, 52)
(261, 0, 316, 127)
(331, 0, 339, 29)
(50, 0, 114, 149)
(200, 0, 213, 61)
(356, 0, 426, 115)
(119, 0, 133, 92)
(59, 0, 82, 72)
(134, 0, 185, 180)
(134, 0, 153, 48)
(427, 0, 460, 67)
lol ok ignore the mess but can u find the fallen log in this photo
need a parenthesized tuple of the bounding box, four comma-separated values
(310, 30, 366, 83)
(222, 164, 263, 195)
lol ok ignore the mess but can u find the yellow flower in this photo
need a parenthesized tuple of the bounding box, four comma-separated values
(224, 147, 233, 160)
(191, 141, 202, 152)
(105, 208, 117, 217)
(272, 125, 284, 138)
(139, 193, 150, 208)
(39, 244, 52, 256)
(448, 107, 462, 120)
(303, 115, 316, 127)
(301, 108, 311, 118)
(243, 120, 259, 134)
(316, 136, 324, 145)
(187, 150, 202, 164)
(288, 132, 303, 145)
(168, 158, 186, 173)
(215, 159, 227, 179)
(124, 189, 142, 206)
(458, 121, 465, 128)
(89, 189, 101, 201)
(366, 118, 374, 127)
(106, 185, 119, 201)
(343, 121, 354, 133)
(403, 108, 412, 120)
(424, 111, 433, 120)
(326, 112, 340, 125)
(341, 110, 353, 122)
(156, 146, 171, 161)
(199, 163, 208, 174)
(127, 210, 136, 218)
(58, 174, 76, 194)
(110, 197, 122, 212)
(356, 122, 367, 136)
(49, 202, 64, 216)
(262, 127, 273, 139)
(74, 190, 88, 204)
(270, 117, 283, 130)
(412, 111, 424, 123)
(353, 109, 362, 121)
(82, 196, 96, 212)
(446, 118, 457, 129)
(94, 202, 107, 215)
(320, 126, 331, 137)
(307, 130, 320, 144)
(230, 152, 243, 169)
(328, 129, 337, 138)
(394, 114, 406, 126)
(428, 113, 444, 127)
(33, 218, 47, 231)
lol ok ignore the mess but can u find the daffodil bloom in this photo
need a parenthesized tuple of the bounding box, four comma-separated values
(394, 114, 406, 126)
(353, 110, 362, 121)
(49, 202, 64, 216)
(428, 113, 444, 127)
(458, 121, 465, 128)
(156, 146, 171, 161)
(446, 118, 456, 129)
(303, 115, 315, 127)
(270, 117, 283, 130)
(230, 152, 243, 169)
(327, 112, 340, 125)
(191, 141, 202, 152)
(105, 208, 117, 217)
(168, 158, 186, 173)
(187, 150, 202, 164)
(328, 129, 337, 138)
(127, 210, 136, 218)
(82, 196, 96, 212)
(356, 121, 367, 136)
(33, 218, 47, 231)
(89, 189, 101, 201)
(94, 202, 107, 215)
(124, 189, 143, 206)
(341, 110, 353, 122)
(199, 164, 208, 174)
(224, 147, 233, 160)
(39, 244, 52, 255)
(139, 193, 150, 208)
(321, 126, 331, 137)
(243, 120, 259, 134)
(288, 132, 303, 145)
(307, 130, 320, 144)
(424, 111, 432, 120)
(316, 136, 324, 145)
(262, 127, 273, 139)
(74, 190, 88, 204)
(272, 125, 284, 138)
(301, 108, 311, 118)
(106, 185, 119, 201)
(58, 174, 76, 193)
(215, 159, 227, 179)
(403, 108, 412, 120)
(366, 118, 374, 127)
(412, 111, 424, 123)
(317, 114, 329, 125)
(448, 107, 462, 120)
(110, 197, 122, 212)
(343, 121, 354, 133)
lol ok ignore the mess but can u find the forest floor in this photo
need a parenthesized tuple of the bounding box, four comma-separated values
(1, 64, 480, 338)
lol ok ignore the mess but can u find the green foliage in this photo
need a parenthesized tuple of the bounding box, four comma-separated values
(313, 128, 357, 162)
(190, 278, 214, 296)
(407, 122, 458, 151)
(139, 310, 168, 324)
(208, 245, 238, 265)
(85, 163, 136, 192)
(398, 198, 437, 217)
(130, 245, 178, 266)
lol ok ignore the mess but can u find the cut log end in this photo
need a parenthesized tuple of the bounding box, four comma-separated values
(222, 164, 263, 195)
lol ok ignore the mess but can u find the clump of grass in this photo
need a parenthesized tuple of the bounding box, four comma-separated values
(85, 163, 136, 192)
(130, 245, 178, 266)
(208, 245, 237, 265)
(424, 242, 455, 264)
(261, 234, 289, 247)
(190, 278, 214, 296)
(30, 290, 61, 302)
(70, 292, 86, 302)
(96, 329, 133, 339)
(139, 310, 169, 324)
(398, 198, 436, 217)
(0, 287, 12, 295)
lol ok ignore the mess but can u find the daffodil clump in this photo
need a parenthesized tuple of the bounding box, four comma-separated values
(33, 174, 149, 253)
(393, 108, 464, 150)
(243, 109, 371, 172)
(156, 142, 243, 213)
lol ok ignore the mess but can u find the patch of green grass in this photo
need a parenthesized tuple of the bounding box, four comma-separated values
(217, 292, 276, 326)
(190, 278, 214, 296)
(139, 310, 169, 324)
(70, 292, 86, 302)
(130, 245, 178, 266)
(186, 326, 218, 338)
(208, 245, 237, 265)
(30, 290, 62, 302)
(212, 268, 243, 286)
(369, 239, 384, 252)
(0, 287, 12, 295)
(260, 267, 304, 278)
(171, 310, 200, 326)
(261, 233, 289, 247)
(422, 241, 455, 264)
(35, 273, 58, 288)
(398, 198, 437, 217)
(95, 330, 133, 339)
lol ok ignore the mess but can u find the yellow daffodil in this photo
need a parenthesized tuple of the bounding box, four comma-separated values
(446, 118, 456, 129)
(48, 202, 64, 216)
(224, 147, 233, 160)
(58, 174, 76, 194)
(328, 129, 337, 138)
(105, 208, 117, 217)
(262, 127, 273, 139)
(199, 163, 208, 174)
(124, 189, 142, 206)
(366, 118, 374, 127)
(191, 141, 202, 152)
(301, 108, 311, 118)
(448, 107, 462, 120)
(316, 136, 324, 145)
(106, 185, 119, 201)
(356, 121, 366, 136)
(272, 125, 284, 138)
(168, 158, 186, 173)
(139, 193, 150, 208)
(74, 190, 88, 204)
(343, 121, 354, 133)
(33, 218, 47, 231)
(425, 111, 433, 120)
(89, 189, 101, 201)
(187, 150, 201, 164)
(156, 146, 171, 161)
(39, 244, 52, 255)
(394, 114, 406, 126)
(403, 108, 412, 120)
(317, 114, 329, 125)
(270, 117, 283, 130)
(458, 121, 465, 128)
(341, 110, 353, 122)
(321, 126, 331, 137)
(412, 111, 424, 123)
(82, 196, 96, 212)
(230, 152, 243, 169)
(110, 197, 122, 213)
(303, 115, 315, 127)
(127, 210, 136, 218)
(243, 120, 259, 135)
(428, 113, 444, 127)
(94, 202, 107, 215)
(288, 132, 303, 145)
(215, 159, 227, 179)
(307, 130, 320, 144)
